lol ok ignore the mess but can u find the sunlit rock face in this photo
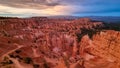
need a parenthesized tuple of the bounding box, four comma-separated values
(79, 30, 120, 68)
(79, 35, 94, 60)
(0, 17, 120, 68)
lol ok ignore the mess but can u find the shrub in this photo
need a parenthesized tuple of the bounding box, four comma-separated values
(23, 57, 32, 64)
(33, 64, 39, 68)
(15, 50, 21, 53)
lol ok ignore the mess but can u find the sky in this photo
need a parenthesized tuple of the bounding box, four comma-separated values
(0, 0, 120, 17)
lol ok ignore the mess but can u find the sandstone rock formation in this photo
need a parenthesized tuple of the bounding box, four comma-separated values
(0, 17, 120, 68)
(79, 30, 120, 68)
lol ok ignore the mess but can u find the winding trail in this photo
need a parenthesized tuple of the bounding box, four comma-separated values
(1, 45, 23, 60)
(1, 45, 25, 68)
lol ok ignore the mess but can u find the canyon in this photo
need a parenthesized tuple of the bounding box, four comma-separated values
(0, 17, 120, 68)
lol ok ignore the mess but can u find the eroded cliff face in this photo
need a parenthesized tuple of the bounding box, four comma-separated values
(0, 17, 120, 68)
(79, 30, 120, 68)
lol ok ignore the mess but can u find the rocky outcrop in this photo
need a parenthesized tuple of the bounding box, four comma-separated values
(79, 30, 120, 68)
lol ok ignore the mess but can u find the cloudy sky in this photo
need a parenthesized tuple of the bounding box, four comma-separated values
(0, 0, 120, 17)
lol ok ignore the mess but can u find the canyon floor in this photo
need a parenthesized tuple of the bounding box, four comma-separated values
(0, 17, 120, 68)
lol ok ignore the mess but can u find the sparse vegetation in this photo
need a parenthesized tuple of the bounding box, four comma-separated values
(8, 41, 11, 44)
(33, 64, 40, 68)
(103, 22, 120, 31)
(76, 29, 99, 42)
(15, 50, 21, 54)
(9, 54, 15, 58)
(1, 57, 13, 66)
(43, 63, 49, 68)
(1, 60, 13, 65)
(23, 57, 32, 64)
